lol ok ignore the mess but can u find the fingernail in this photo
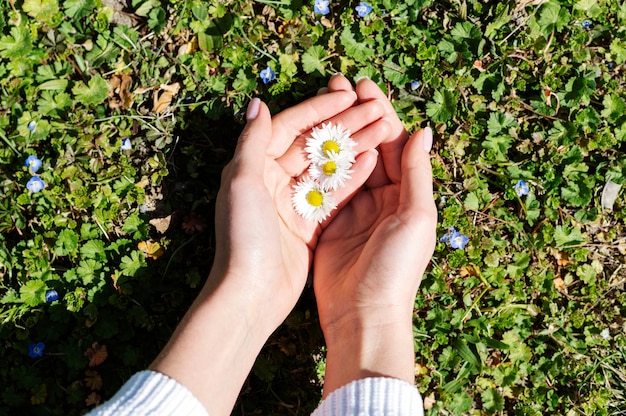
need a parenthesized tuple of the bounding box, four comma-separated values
(355, 75, 370, 84)
(423, 127, 433, 152)
(317, 87, 329, 95)
(246, 97, 261, 121)
(330, 72, 343, 79)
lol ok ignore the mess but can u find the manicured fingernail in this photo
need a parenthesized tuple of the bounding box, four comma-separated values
(423, 127, 433, 152)
(317, 87, 329, 95)
(355, 75, 370, 84)
(246, 97, 261, 121)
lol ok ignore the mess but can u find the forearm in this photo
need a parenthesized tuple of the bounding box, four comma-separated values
(149, 269, 276, 416)
(322, 311, 415, 398)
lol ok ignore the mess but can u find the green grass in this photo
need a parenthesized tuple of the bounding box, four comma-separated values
(1, 0, 625, 414)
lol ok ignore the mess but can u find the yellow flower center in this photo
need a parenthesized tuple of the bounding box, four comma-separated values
(306, 190, 324, 207)
(322, 140, 340, 156)
(322, 160, 337, 176)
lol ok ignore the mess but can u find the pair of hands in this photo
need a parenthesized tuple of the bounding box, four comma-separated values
(149, 74, 436, 416)
(215, 74, 436, 333)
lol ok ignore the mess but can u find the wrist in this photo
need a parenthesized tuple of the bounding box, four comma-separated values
(321, 313, 416, 398)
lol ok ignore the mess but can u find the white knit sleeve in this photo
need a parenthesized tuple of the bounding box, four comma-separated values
(311, 377, 424, 416)
(86, 370, 209, 416)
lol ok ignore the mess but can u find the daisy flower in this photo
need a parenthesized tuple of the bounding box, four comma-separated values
(305, 122, 357, 164)
(292, 177, 337, 223)
(308, 155, 353, 190)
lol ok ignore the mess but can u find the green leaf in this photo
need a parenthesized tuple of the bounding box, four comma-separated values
(302, 45, 327, 75)
(63, 0, 95, 18)
(487, 111, 518, 135)
(554, 225, 586, 247)
(80, 240, 107, 262)
(23, 0, 60, 23)
(120, 250, 146, 277)
(574, 0, 601, 18)
(482, 135, 513, 162)
(20, 280, 46, 307)
(0, 26, 32, 59)
(482, 388, 504, 414)
(450, 21, 481, 40)
(426, 89, 458, 123)
(122, 212, 148, 240)
(278, 53, 298, 78)
(76, 259, 102, 285)
(340, 28, 374, 61)
(72, 75, 108, 106)
(455, 338, 481, 371)
(537, 1, 570, 35)
(601, 93, 626, 123)
(54, 229, 79, 257)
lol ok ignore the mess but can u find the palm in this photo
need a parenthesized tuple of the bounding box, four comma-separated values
(213, 91, 389, 325)
(312, 76, 437, 329)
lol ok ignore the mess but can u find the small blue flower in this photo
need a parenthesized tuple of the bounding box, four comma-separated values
(440, 227, 469, 250)
(28, 342, 45, 358)
(26, 177, 45, 193)
(581, 20, 591, 28)
(25, 155, 42, 172)
(121, 138, 132, 150)
(514, 179, 529, 197)
(45, 290, 59, 303)
(449, 231, 469, 250)
(260, 66, 276, 84)
(410, 81, 422, 91)
(355, 2, 372, 17)
(314, 0, 330, 15)
(27, 121, 37, 132)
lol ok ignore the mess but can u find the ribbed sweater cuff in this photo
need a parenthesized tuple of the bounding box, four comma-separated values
(312, 377, 424, 416)
(86, 370, 208, 416)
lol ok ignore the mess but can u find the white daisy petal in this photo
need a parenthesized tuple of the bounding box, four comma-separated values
(308, 156, 353, 190)
(292, 177, 337, 223)
(305, 122, 357, 164)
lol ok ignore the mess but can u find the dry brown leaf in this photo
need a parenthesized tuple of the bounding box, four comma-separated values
(84, 342, 108, 367)
(84, 370, 103, 390)
(553, 277, 566, 291)
(554, 251, 569, 267)
(108, 74, 134, 110)
(149, 215, 172, 234)
(459, 265, 479, 277)
(153, 83, 181, 114)
(182, 212, 206, 234)
(138, 240, 165, 260)
(423, 394, 436, 410)
(85, 392, 102, 407)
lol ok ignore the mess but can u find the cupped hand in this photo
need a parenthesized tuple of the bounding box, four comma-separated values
(210, 90, 391, 328)
(314, 77, 438, 340)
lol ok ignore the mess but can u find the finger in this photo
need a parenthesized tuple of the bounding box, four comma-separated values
(320, 148, 379, 228)
(269, 90, 358, 157)
(355, 77, 408, 183)
(276, 100, 387, 177)
(364, 153, 389, 188)
(398, 127, 437, 223)
(327, 73, 354, 92)
(230, 98, 272, 176)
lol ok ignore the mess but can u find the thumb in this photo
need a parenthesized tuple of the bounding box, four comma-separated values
(399, 127, 437, 220)
(232, 98, 272, 175)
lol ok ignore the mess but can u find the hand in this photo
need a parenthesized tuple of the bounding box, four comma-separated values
(150, 90, 391, 416)
(314, 76, 437, 395)
(212, 90, 392, 327)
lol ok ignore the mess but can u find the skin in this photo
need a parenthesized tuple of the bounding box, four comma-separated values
(149, 74, 437, 414)
(315, 75, 437, 397)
